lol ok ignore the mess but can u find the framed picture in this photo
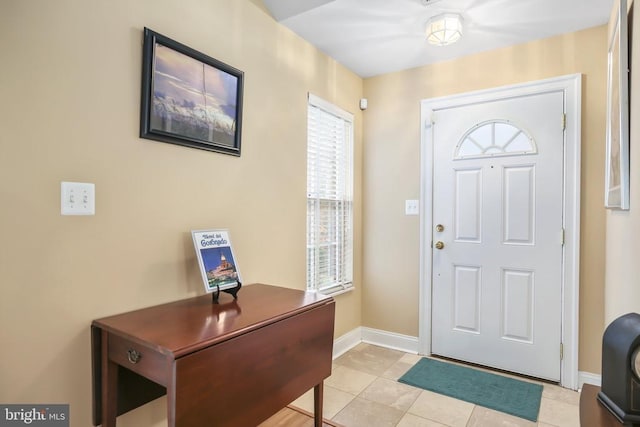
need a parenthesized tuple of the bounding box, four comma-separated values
(140, 28, 244, 156)
(605, 0, 630, 210)
(192, 229, 242, 293)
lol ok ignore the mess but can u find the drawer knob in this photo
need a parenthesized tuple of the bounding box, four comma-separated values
(127, 349, 142, 364)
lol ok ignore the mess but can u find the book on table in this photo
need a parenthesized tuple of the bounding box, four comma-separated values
(191, 229, 241, 293)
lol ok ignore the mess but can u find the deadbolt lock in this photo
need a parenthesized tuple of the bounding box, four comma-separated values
(435, 224, 444, 232)
(434, 241, 445, 250)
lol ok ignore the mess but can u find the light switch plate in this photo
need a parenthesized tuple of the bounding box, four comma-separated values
(405, 199, 419, 216)
(61, 182, 95, 215)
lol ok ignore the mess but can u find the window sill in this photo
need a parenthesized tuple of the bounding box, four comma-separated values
(318, 286, 354, 298)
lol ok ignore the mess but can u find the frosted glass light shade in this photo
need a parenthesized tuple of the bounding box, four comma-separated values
(426, 13, 463, 46)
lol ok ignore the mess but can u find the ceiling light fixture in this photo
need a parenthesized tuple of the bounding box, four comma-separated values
(425, 13, 463, 46)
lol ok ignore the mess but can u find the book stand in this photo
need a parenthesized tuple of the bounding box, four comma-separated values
(212, 281, 242, 303)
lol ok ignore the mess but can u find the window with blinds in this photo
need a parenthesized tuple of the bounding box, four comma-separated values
(306, 94, 354, 295)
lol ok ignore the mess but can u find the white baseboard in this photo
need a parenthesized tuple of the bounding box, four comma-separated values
(579, 371, 601, 388)
(333, 327, 420, 359)
(361, 327, 420, 353)
(332, 327, 363, 358)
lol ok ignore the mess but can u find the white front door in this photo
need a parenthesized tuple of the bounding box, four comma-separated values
(430, 90, 564, 381)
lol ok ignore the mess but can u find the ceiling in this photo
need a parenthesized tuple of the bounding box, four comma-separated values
(262, 0, 613, 78)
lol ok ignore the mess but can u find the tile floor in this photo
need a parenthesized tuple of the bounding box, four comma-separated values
(290, 343, 581, 427)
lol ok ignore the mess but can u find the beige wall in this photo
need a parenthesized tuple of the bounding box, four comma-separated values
(605, 2, 640, 322)
(0, 1, 362, 425)
(362, 26, 608, 375)
(0, 0, 614, 423)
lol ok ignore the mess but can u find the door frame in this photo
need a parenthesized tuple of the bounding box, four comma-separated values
(418, 74, 581, 390)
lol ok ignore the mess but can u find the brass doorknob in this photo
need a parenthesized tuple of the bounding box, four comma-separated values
(435, 224, 444, 232)
(435, 241, 445, 250)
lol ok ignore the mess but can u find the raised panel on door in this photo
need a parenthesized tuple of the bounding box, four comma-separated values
(501, 269, 534, 343)
(453, 265, 481, 333)
(503, 165, 535, 245)
(455, 168, 482, 243)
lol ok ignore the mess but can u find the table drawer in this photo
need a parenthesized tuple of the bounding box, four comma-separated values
(108, 333, 171, 386)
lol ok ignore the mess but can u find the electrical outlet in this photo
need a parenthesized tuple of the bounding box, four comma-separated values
(61, 182, 95, 215)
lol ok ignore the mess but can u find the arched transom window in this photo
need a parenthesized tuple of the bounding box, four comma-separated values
(454, 120, 537, 160)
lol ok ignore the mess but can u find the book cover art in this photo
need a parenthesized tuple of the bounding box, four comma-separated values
(192, 229, 241, 292)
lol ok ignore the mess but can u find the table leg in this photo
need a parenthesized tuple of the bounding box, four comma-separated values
(101, 333, 117, 427)
(167, 373, 176, 427)
(314, 382, 324, 427)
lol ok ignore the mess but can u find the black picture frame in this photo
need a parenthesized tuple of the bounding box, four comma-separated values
(140, 28, 244, 156)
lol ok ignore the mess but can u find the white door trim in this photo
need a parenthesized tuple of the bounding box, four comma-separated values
(418, 74, 581, 390)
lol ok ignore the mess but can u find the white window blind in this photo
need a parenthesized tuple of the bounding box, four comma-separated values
(306, 94, 354, 294)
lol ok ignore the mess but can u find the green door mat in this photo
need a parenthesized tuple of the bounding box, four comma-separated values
(398, 357, 543, 422)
